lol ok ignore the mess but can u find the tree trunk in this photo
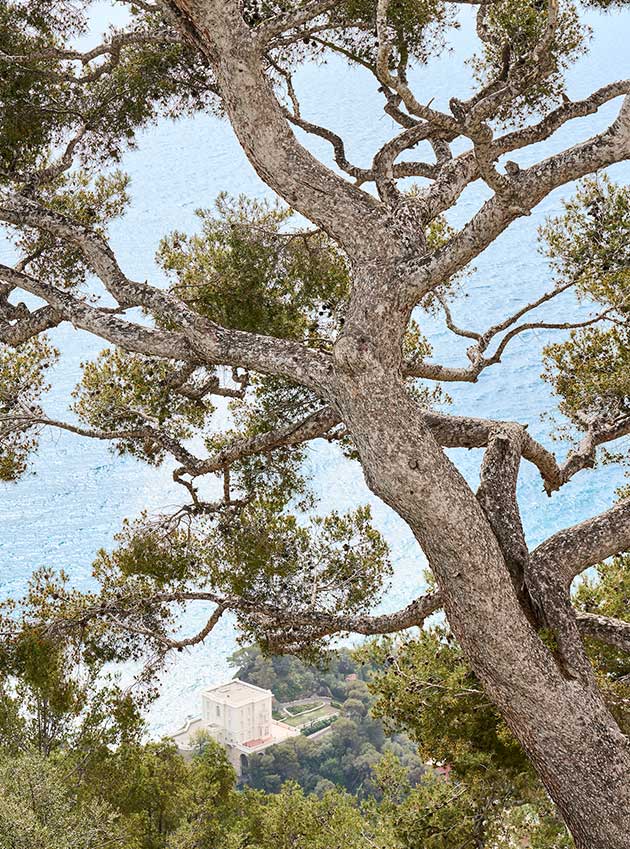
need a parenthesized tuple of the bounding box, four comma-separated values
(163, 7, 630, 840)
(334, 371, 630, 849)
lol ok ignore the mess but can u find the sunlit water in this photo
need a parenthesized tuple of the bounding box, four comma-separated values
(0, 4, 629, 734)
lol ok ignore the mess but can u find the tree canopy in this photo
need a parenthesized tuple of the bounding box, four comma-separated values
(1, 0, 630, 845)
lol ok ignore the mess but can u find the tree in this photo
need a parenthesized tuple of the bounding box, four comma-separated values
(93, 739, 237, 849)
(232, 782, 391, 849)
(0, 568, 147, 758)
(1, 0, 630, 845)
(365, 628, 574, 845)
(0, 751, 122, 849)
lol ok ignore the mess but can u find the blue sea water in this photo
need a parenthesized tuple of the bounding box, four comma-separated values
(0, 4, 628, 733)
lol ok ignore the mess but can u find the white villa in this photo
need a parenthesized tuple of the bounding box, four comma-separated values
(170, 679, 298, 775)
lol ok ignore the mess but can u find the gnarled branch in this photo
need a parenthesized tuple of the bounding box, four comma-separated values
(531, 499, 630, 589)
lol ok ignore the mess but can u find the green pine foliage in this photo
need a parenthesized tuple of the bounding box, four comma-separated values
(471, 0, 586, 121)
(73, 348, 213, 463)
(542, 177, 630, 429)
(0, 338, 57, 481)
(157, 195, 350, 344)
(0, 0, 218, 178)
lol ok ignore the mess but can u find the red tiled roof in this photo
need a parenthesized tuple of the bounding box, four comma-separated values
(243, 735, 273, 748)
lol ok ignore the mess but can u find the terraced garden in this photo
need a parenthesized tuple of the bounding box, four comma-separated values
(281, 702, 339, 728)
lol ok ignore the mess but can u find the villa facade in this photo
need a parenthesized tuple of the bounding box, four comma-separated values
(170, 678, 298, 775)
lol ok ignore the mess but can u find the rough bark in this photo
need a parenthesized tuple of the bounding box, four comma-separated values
(332, 372, 630, 849)
(532, 499, 630, 589)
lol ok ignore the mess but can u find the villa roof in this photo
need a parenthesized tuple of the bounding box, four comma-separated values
(201, 678, 271, 707)
(242, 735, 273, 748)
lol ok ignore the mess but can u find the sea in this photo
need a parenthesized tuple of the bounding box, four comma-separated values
(0, 2, 628, 734)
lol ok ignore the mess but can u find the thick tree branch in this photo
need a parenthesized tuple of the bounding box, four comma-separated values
(168, 0, 390, 254)
(0, 240, 332, 391)
(559, 417, 630, 486)
(178, 405, 341, 478)
(476, 426, 535, 621)
(0, 303, 62, 345)
(421, 410, 563, 491)
(475, 425, 600, 680)
(531, 499, 630, 589)
(576, 612, 630, 655)
(496, 80, 630, 155)
(405, 83, 630, 224)
(422, 409, 629, 496)
(0, 264, 194, 360)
